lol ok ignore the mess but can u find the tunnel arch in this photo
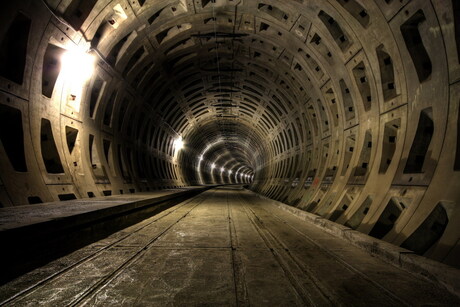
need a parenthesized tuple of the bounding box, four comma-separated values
(0, 0, 459, 267)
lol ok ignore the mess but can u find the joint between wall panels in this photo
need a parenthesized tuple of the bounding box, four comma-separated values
(344, 47, 363, 66)
(0, 88, 29, 102)
(343, 123, 359, 132)
(378, 102, 408, 116)
(61, 113, 83, 124)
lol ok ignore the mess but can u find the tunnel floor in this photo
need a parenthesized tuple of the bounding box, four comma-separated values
(1, 186, 458, 306)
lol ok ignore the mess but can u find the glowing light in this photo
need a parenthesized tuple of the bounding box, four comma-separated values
(173, 136, 184, 152)
(61, 47, 95, 112)
(61, 48, 95, 83)
(221, 167, 225, 172)
(229, 170, 233, 175)
(199, 155, 204, 161)
(211, 163, 216, 170)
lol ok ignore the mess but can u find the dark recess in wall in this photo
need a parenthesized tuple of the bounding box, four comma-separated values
(335, 0, 370, 28)
(318, 10, 350, 51)
(376, 44, 397, 101)
(58, 193, 77, 201)
(65, 126, 79, 154)
(401, 203, 448, 254)
(63, 0, 98, 30)
(42, 44, 65, 98)
(107, 33, 130, 66)
(404, 107, 433, 174)
(379, 119, 400, 174)
(400, 10, 432, 83)
(89, 76, 105, 118)
(0, 12, 31, 84)
(345, 195, 372, 229)
(0, 104, 27, 172)
(40, 118, 64, 174)
(369, 197, 404, 239)
(352, 61, 372, 111)
(103, 90, 116, 126)
(123, 46, 145, 76)
(27, 196, 43, 204)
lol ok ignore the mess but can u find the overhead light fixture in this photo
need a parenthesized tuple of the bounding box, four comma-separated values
(221, 167, 225, 172)
(211, 163, 216, 170)
(61, 47, 95, 112)
(173, 136, 184, 152)
(61, 48, 95, 83)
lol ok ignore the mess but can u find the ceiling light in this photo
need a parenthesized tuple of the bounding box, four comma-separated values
(61, 47, 95, 112)
(61, 48, 95, 83)
(173, 136, 184, 152)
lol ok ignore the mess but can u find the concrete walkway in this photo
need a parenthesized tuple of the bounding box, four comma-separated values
(1, 186, 459, 306)
(0, 186, 211, 284)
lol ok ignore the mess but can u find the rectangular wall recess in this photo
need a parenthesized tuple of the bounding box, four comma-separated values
(401, 202, 448, 254)
(345, 195, 373, 229)
(63, 0, 98, 30)
(89, 76, 105, 118)
(65, 126, 78, 154)
(42, 44, 65, 98)
(400, 10, 432, 83)
(0, 104, 27, 172)
(403, 107, 433, 174)
(379, 119, 400, 174)
(352, 61, 372, 111)
(40, 118, 64, 174)
(335, 0, 370, 28)
(0, 12, 31, 84)
(369, 197, 404, 239)
(318, 10, 350, 51)
(376, 44, 397, 101)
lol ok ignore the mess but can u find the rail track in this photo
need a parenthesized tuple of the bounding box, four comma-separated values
(1, 186, 458, 306)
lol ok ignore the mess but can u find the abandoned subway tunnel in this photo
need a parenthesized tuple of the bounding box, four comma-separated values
(1, 0, 460, 305)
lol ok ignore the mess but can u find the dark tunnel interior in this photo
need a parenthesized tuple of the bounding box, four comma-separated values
(0, 0, 459, 269)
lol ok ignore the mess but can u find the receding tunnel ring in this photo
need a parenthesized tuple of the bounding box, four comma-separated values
(0, 0, 459, 268)
(180, 119, 264, 184)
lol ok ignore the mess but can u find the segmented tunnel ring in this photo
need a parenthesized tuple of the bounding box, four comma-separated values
(0, 0, 459, 268)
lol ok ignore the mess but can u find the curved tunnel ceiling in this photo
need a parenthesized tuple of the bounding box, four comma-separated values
(0, 0, 460, 267)
(97, 0, 320, 182)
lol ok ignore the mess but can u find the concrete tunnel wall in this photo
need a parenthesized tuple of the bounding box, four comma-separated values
(0, 0, 459, 267)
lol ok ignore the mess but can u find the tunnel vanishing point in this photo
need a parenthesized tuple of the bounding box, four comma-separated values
(0, 0, 460, 296)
